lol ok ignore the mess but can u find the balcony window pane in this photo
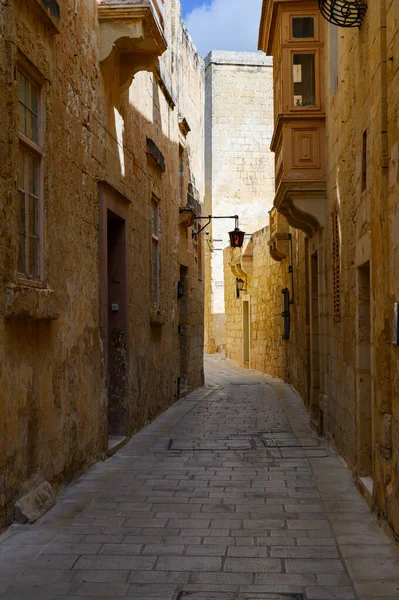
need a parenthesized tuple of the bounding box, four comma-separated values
(293, 53, 316, 107)
(29, 237, 39, 278)
(19, 153, 25, 190)
(29, 195, 38, 236)
(19, 191, 25, 233)
(292, 16, 315, 38)
(151, 199, 159, 236)
(18, 234, 26, 273)
(28, 154, 38, 196)
(17, 70, 38, 141)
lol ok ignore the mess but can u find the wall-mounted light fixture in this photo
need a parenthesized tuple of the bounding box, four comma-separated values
(192, 215, 245, 249)
(236, 278, 246, 299)
(318, 0, 367, 28)
(282, 288, 291, 340)
(177, 281, 184, 300)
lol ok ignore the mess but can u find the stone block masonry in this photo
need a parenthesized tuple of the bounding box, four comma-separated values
(0, 0, 204, 529)
(204, 51, 275, 354)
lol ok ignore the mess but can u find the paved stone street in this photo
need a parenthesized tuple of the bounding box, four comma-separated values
(0, 355, 398, 600)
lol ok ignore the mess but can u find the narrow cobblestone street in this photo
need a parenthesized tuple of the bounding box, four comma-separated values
(0, 355, 398, 600)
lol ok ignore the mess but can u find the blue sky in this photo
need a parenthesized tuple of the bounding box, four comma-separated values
(181, 0, 204, 16)
(181, 0, 263, 57)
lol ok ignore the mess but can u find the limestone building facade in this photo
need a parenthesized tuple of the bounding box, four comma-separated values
(204, 51, 275, 353)
(224, 0, 399, 536)
(0, 0, 204, 528)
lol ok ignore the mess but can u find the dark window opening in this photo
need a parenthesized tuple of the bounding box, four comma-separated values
(292, 16, 315, 39)
(293, 53, 316, 107)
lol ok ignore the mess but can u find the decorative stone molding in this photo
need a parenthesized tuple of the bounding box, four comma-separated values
(150, 307, 166, 327)
(98, 1, 167, 91)
(229, 240, 253, 279)
(268, 207, 290, 262)
(179, 206, 196, 228)
(274, 182, 327, 238)
(178, 116, 191, 138)
(30, 0, 61, 34)
(155, 67, 176, 109)
(146, 137, 165, 171)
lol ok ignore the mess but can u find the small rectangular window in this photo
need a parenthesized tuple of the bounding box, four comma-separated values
(17, 67, 43, 280)
(292, 16, 315, 39)
(151, 198, 160, 306)
(293, 53, 316, 107)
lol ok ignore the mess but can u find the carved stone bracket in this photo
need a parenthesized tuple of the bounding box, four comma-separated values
(274, 182, 327, 238)
(229, 240, 253, 279)
(179, 206, 196, 228)
(98, 1, 167, 91)
(268, 207, 290, 262)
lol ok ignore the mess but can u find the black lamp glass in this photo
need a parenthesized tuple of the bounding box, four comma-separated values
(229, 228, 245, 248)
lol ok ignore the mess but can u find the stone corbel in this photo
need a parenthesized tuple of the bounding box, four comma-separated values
(268, 207, 289, 262)
(268, 232, 290, 262)
(98, 2, 167, 91)
(179, 206, 196, 228)
(229, 255, 251, 280)
(274, 183, 327, 238)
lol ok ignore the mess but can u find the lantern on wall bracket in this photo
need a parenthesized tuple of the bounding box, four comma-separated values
(318, 0, 367, 28)
(192, 215, 245, 249)
(236, 278, 246, 299)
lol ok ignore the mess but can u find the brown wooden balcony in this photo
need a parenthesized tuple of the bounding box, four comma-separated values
(98, 0, 167, 90)
(259, 0, 328, 237)
(271, 114, 327, 237)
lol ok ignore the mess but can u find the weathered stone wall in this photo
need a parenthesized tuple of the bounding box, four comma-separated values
(0, 0, 204, 529)
(321, 1, 399, 535)
(224, 226, 309, 404)
(204, 51, 274, 353)
(244, 0, 399, 536)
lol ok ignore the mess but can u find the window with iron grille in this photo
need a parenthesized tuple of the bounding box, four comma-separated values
(332, 207, 341, 322)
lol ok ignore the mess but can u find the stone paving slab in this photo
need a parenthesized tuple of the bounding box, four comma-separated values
(0, 355, 398, 599)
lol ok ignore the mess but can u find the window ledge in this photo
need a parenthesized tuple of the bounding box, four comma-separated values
(30, 0, 61, 34)
(150, 307, 166, 327)
(5, 283, 60, 321)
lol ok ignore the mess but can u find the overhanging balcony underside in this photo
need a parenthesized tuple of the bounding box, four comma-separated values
(98, 0, 167, 90)
(274, 180, 327, 237)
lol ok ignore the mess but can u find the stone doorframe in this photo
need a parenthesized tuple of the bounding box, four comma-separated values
(98, 180, 131, 435)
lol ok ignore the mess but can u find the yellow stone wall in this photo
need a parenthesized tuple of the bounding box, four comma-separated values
(234, 0, 399, 536)
(224, 226, 309, 403)
(0, 0, 204, 528)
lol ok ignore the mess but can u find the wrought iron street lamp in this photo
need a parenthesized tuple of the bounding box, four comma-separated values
(193, 215, 245, 249)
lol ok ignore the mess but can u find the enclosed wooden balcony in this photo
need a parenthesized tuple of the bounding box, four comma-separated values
(259, 0, 327, 237)
(98, 0, 167, 90)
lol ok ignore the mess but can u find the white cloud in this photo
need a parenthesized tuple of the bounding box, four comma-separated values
(185, 0, 263, 57)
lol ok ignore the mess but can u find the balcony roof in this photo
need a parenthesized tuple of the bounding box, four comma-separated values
(258, 0, 318, 55)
